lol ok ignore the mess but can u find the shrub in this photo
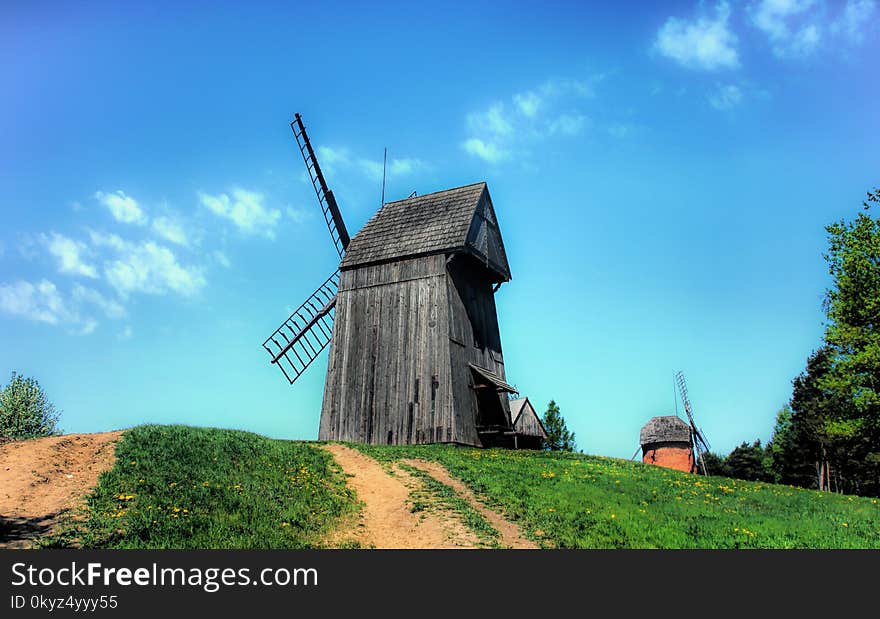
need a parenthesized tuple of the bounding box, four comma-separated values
(0, 372, 61, 439)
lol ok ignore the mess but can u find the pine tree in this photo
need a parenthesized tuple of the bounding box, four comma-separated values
(542, 400, 576, 452)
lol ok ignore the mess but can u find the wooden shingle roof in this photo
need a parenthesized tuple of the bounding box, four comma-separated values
(340, 182, 510, 280)
(640, 416, 691, 446)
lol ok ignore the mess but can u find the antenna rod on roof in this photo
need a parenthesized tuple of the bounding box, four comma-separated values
(381, 147, 387, 207)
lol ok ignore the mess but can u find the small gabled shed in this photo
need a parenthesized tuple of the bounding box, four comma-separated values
(508, 397, 548, 449)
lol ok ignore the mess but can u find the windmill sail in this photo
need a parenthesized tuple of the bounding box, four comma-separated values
(675, 371, 711, 475)
(263, 270, 340, 385)
(291, 113, 350, 258)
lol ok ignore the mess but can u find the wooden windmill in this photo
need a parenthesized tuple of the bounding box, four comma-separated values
(263, 114, 519, 447)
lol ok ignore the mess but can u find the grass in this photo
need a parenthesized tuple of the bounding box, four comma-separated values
(39, 425, 880, 549)
(40, 425, 359, 549)
(353, 444, 880, 549)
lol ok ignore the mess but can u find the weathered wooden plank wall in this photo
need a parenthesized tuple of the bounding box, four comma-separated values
(445, 255, 511, 437)
(513, 401, 546, 438)
(320, 252, 510, 447)
(319, 254, 461, 445)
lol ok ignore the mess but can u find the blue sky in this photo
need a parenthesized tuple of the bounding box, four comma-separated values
(1, 0, 878, 458)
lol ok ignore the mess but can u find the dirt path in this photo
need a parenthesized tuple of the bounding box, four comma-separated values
(403, 459, 539, 549)
(0, 431, 123, 548)
(320, 444, 537, 549)
(320, 443, 479, 549)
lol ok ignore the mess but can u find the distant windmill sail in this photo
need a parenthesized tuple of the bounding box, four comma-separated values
(675, 371, 711, 475)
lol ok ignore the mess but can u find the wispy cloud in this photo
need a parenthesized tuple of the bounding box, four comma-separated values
(463, 138, 508, 164)
(0, 279, 123, 334)
(750, 0, 821, 57)
(654, 1, 739, 70)
(461, 77, 598, 164)
(71, 283, 127, 319)
(41, 232, 98, 278)
(748, 0, 875, 57)
(199, 188, 281, 239)
(212, 250, 231, 268)
(152, 215, 190, 246)
(708, 83, 744, 110)
(315, 145, 426, 184)
(95, 190, 147, 225)
(0, 279, 68, 325)
(831, 0, 877, 42)
(89, 231, 206, 298)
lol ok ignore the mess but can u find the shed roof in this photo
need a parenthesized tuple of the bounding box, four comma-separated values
(640, 416, 692, 446)
(469, 364, 518, 393)
(340, 182, 510, 280)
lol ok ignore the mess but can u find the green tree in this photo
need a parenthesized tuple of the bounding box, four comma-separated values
(724, 440, 771, 482)
(822, 189, 880, 423)
(818, 188, 880, 494)
(766, 403, 819, 487)
(542, 400, 576, 452)
(700, 451, 728, 477)
(0, 372, 61, 439)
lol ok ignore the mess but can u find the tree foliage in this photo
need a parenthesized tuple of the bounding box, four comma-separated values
(762, 188, 880, 496)
(724, 440, 772, 482)
(542, 400, 576, 452)
(0, 372, 61, 439)
(821, 188, 880, 437)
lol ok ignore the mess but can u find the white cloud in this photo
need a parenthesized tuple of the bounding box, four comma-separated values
(0, 279, 68, 325)
(199, 188, 281, 239)
(316, 146, 350, 167)
(388, 158, 424, 176)
(42, 232, 98, 278)
(213, 250, 231, 268)
(654, 1, 740, 70)
(118, 325, 133, 341)
(0, 279, 117, 334)
(461, 77, 598, 165)
(95, 190, 147, 225)
(286, 207, 309, 224)
(708, 83, 744, 110)
(514, 91, 541, 117)
(71, 284, 126, 319)
(547, 114, 588, 136)
(357, 156, 426, 181)
(831, 0, 876, 42)
(152, 215, 189, 246)
(750, 0, 823, 57)
(468, 103, 514, 138)
(89, 231, 206, 298)
(357, 158, 384, 181)
(462, 138, 508, 164)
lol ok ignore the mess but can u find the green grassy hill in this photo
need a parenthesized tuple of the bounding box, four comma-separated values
(358, 444, 880, 549)
(43, 425, 880, 549)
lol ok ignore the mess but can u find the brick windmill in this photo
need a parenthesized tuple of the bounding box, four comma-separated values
(263, 114, 521, 447)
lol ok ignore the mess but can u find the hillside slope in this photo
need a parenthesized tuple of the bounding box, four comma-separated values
(21, 425, 880, 549)
(357, 444, 880, 549)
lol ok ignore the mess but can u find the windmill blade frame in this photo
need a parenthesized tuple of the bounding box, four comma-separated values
(675, 371, 710, 475)
(263, 270, 340, 385)
(291, 113, 350, 258)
